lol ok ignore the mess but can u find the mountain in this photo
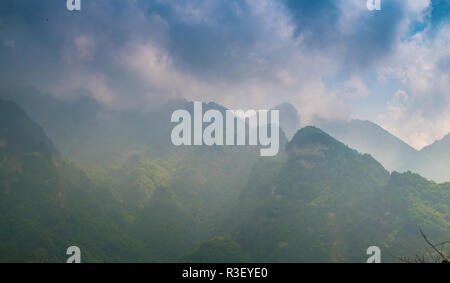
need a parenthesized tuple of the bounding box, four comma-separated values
(0, 98, 57, 158)
(91, 100, 289, 261)
(2, 93, 449, 263)
(107, 146, 261, 261)
(185, 127, 450, 262)
(0, 98, 144, 262)
(0, 94, 288, 261)
(413, 134, 450, 183)
(316, 119, 450, 182)
(271, 102, 300, 140)
(373, 171, 450, 260)
(317, 119, 418, 172)
(1, 89, 287, 167)
(234, 126, 390, 262)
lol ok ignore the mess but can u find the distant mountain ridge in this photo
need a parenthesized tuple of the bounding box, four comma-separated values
(317, 119, 418, 173)
(3, 88, 450, 182)
(1, 90, 290, 165)
(317, 118, 450, 182)
(0, 98, 57, 158)
(414, 134, 450, 182)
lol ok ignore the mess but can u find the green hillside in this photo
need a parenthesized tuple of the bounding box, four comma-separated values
(1, 97, 449, 263)
(186, 127, 450, 262)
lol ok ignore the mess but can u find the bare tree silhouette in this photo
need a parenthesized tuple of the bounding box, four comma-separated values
(399, 229, 449, 263)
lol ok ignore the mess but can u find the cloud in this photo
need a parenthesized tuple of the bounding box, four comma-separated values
(282, 0, 408, 71)
(0, 0, 448, 147)
(378, 24, 450, 149)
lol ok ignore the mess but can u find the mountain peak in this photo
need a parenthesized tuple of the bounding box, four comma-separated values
(0, 98, 57, 158)
(285, 126, 351, 168)
(289, 126, 339, 148)
(421, 132, 450, 153)
(285, 126, 387, 175)
(316, 118, 418, 173)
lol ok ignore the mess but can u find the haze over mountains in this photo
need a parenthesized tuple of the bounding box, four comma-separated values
(4, 88, 450, 182)
(187, 127, 450, 262)
(1, 92, 450, 262)
(317, 119, 450, 183)
(246, 99, 450, 183)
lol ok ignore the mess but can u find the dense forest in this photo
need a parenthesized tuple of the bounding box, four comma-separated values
(0, 96, 449, 262)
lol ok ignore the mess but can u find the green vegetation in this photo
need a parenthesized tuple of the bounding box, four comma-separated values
(186, 127, 450, 262)
(1, 98, 449, 262)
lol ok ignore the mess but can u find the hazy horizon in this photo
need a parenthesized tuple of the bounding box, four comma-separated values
(1, 0, 449, 149)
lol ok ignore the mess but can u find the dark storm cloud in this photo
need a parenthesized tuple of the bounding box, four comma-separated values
(163, 1, 262, 79)
(0, 0, 276, 87)
(0, 0, 411, 84)
(0, 1, 171, 104)
(132, 0, 286, 81)
(283, 0, 340, 46)
(282, 0, 406, 70)
(346, 0, 405, 68)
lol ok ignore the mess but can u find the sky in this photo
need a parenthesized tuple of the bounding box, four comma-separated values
(0, 0, 449, 149)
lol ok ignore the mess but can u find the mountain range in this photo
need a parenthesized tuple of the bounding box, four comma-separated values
(0, 93, 449, 262)
(186, 127, 450, 262)
(317, 119, 450, 183)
